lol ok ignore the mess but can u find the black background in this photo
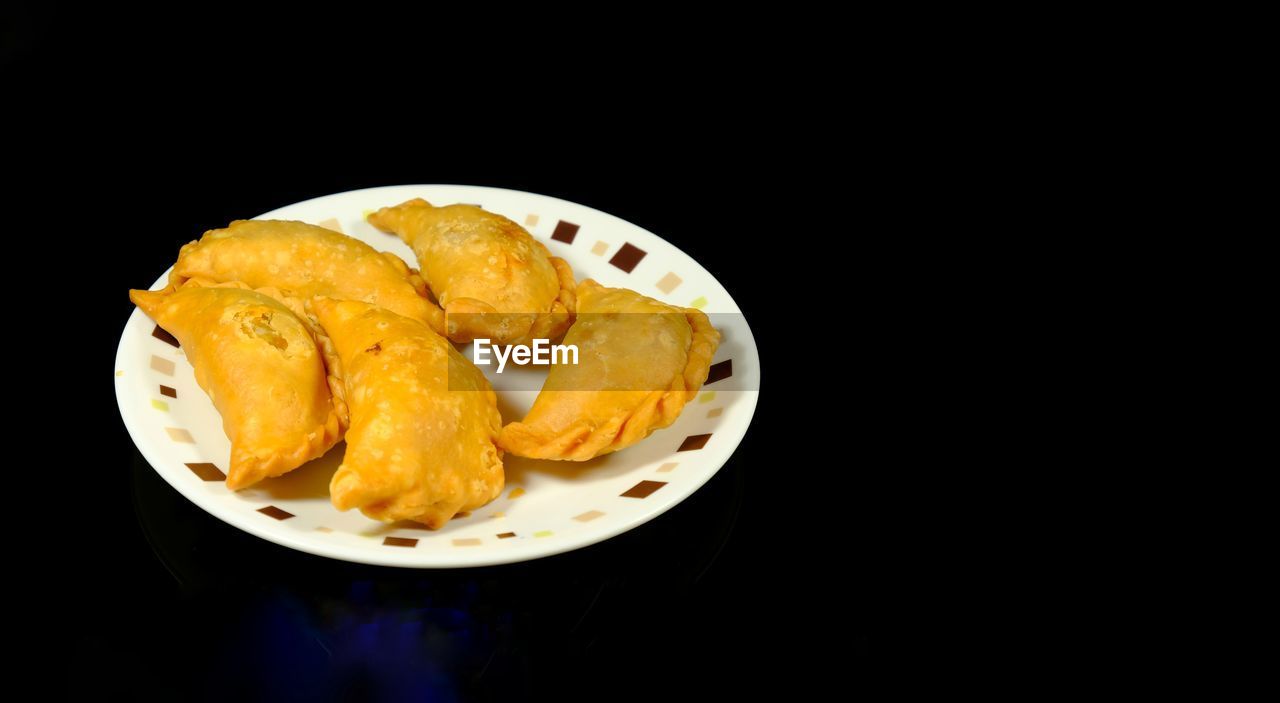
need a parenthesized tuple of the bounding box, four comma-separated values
(9, 11, 871, 701)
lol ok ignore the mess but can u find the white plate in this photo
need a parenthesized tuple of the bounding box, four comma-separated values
(115, 185, 760, 568)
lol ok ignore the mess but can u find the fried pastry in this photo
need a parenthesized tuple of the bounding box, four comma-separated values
(498, 280, 720, 461)
(129, 285, 342, 490)
(310, 297, 504, 528)
(367, 199, 575, 344)
(171, 219, 445, 335)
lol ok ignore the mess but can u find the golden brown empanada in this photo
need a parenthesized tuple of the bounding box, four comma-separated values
(171, 219, 445, 335)
(498, 280, 720, 461)
(310, 297, 504, 528)
(180, 279, 351, 429)
(367, 199, 575, 344)
(130, 285, 342, 490)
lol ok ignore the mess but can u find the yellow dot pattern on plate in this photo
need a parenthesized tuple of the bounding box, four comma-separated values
(689, 296, 708, 309)
(573, 510, 605, 522)
(314, 526, 333, 533)
(707, 407, 724, 418)
(453, 538, 482, 547)
(525, 213, 539, 227)
(490, 512, 505, 518)
(656, 272, 682, 294)
(657, 462, 678, 473)
(590, 241, 609, 256)
(165, 428, 195, 443)
(115, 370, 124, 377)
(151, 399, 170, 412)
(508, 487, 526, 499)
(534, 530, 553, 538)
(699, 391, 716, 404)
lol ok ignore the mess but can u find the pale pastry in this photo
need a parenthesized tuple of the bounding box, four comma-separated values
(310, 297, 504, 528)
(367, 199, 575, 344)
(129, 285, 342, 490)
(498, 280, 720, 461)
(171, 219, 445, 335)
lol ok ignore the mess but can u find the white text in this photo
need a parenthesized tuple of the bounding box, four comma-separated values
(473, 339, 579, 373)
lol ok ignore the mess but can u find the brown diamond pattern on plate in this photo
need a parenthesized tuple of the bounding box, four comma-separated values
(152, 325, 180, 347)
(704, 360, 732, 385)
(608, 243, 647, 272)
(257, 505, 294, 520)
(620, 480, 667, 498)
(185, 462, 225, 481)
(551, 220, 580, 244)
(677, 434, 712, 451)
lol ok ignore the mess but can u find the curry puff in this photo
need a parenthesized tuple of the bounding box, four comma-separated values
(498, 280, 720, 461)
(130, 285, 343, 490)
(311, 298, 504, 528)
(171, 219, 445, 335)
(367, 199, 575, 344)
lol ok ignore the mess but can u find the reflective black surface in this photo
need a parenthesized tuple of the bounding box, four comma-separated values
(114, 448, 744, 699)
(15, 19, 869, 696)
